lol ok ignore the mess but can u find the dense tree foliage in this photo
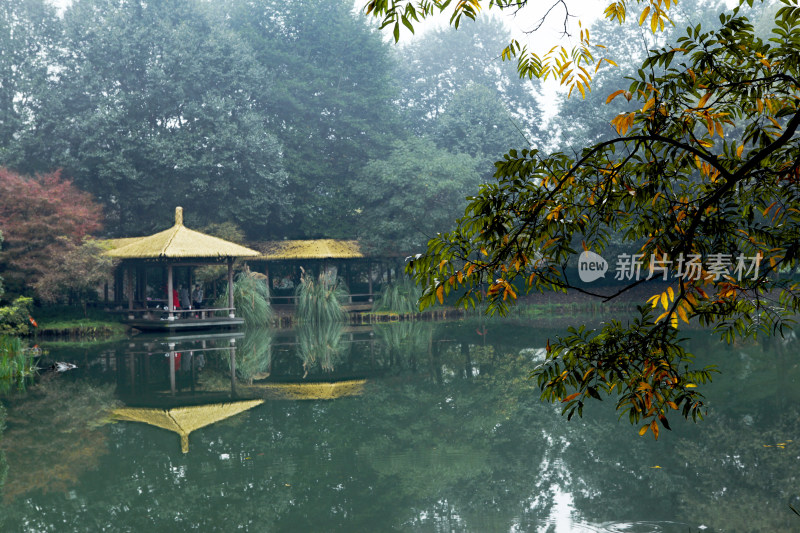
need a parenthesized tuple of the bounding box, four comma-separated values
(354, 138, 480, 253)
(32, 238, 115, 312)
(0, 168, 104, 295)
(219, 0, 400, 238)
(0, 0, 60, 159)
(408, 3, 800, 435)
(393, 17, 539, 142)
(19, 0, 290, 236)
(2, 0, 492, 245)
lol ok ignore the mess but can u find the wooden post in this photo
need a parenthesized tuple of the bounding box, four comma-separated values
(367, 259, 373, 302)
(114, 266, 124, 304)
(126, 266, 134, 315)
(167, 264, 175, 321)
(227, 258, 235, 317)
(142, 267, 148, 305)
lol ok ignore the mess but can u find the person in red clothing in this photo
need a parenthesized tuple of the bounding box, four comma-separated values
(164, 285, 181, 310)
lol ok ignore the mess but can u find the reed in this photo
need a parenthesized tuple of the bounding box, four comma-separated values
(295, 269, 348, 325)
(372, 277, 422, 315)
(217, 269, 272, 327)
(0, 335, 37, 392)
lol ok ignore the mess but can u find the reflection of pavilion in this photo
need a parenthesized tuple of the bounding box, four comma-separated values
(116, 332, 242, 398)
(105, 206, 261, 331)
(112, 332, 259, 453)
(110, 332, 367, 452)
(244, 380, 367, 400)
(113, 400, 264, 453)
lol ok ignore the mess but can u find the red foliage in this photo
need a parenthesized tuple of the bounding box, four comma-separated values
(0, 168, 104, 290)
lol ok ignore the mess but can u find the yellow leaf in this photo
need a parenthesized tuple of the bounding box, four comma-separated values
(561, 392, 581, 403)
(651, 420, 660, 439)
(677, 304, 689, 323)
(736, 144, 744, 157)
(667, 286, 674, 300)
(660, 292, 668, 310)
(457, 271, 464, 284)
(436, 284, 444, 305)
(685, 383, 697, 388)
(639, 424, 649, 436)
(606, 89, 626, 104)
(715, 121, 724, 138)
(650, 11, 658, 33)
(638, 6, 651, 25)
(670, 313, 678, 328)
(697, 92, 712, 108)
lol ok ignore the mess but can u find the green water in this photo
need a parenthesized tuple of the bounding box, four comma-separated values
(0, 319, 798, 532)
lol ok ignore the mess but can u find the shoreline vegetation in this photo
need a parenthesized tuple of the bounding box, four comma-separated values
(9, 279, 683, 341)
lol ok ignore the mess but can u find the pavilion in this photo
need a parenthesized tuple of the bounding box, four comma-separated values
(251, 239, 402, 308)
(105, 206, 261, 331)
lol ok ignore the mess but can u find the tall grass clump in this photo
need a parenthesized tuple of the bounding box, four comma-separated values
(0, 335, 37, 392)
(217, 268, 272, 327)
(295, 268, 348, 325)
(373, 277, 422, 314)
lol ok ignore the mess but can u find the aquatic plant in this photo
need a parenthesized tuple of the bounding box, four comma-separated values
(295, 269, 348, 325)
(0, 336, 37, 392)
(372, 277, 421, 315)
(0, 403, 6, 504)
(217, 268, 272, 327)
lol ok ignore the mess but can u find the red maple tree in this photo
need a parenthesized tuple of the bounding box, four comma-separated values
(0, 168, 104, 293)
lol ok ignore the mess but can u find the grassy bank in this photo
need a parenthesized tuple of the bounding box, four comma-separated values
(32, 306, 128, 340)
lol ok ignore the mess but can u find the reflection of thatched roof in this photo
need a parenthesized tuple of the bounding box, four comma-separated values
(112, 399, 264, 453)
(255, 240, 364, 261)
(249, 380, 366, 400)
(106, 207, 260, 259)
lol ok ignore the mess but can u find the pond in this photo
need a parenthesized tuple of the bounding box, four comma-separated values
(0, 318, 798, 532)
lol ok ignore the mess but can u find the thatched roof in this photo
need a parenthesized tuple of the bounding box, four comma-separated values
(112, 399, 264, 453)
(103, 237, 143, 250)
(106, 207, 260, 259)
(249, 379, 366, 400)
(256, 239, 364, 261)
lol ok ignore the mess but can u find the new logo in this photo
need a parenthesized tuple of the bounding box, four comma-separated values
(578, 251, 608, 282)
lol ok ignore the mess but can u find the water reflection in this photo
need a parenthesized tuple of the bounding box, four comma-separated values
(0, 321, 798, 532)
